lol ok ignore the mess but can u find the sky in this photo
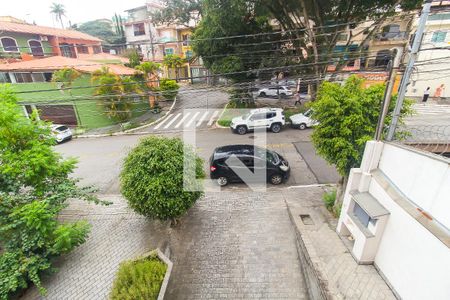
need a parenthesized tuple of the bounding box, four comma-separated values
(2, 0, 146, 27)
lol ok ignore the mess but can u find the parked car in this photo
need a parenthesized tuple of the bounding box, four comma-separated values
(230, 108, 285, 135)
(51, 124, 72, 143)
(258, 86, 293, 98)
(289, 109, 318, 130)
(209, 144, 290, 186)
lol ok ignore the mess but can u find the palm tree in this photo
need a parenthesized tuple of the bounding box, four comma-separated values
(135, 62, 161, 108)
(50, 3, 66, 29)
(162, 54, 185, 81)
(52, 68, 81, 95)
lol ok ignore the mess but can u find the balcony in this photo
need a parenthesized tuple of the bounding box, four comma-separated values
(373, 31, 407, 44)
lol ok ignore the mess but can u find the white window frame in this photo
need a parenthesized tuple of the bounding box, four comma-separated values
(0, 36, 19, 52)
(27, 39, 44, 56)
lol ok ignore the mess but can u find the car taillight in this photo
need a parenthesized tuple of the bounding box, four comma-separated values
(210, 166, 216, 172)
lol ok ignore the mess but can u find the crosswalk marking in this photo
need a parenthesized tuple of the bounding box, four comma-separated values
(413, 104, 450, 115)
(153, 113, 172, 129)
(174, 112, 192, 129)
(164, 113, 182, 129)
(185, 112, 200, 128)
(196, 111, 210, 127)
(208, 110, 220, 126)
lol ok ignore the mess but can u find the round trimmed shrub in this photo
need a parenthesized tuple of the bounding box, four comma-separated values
(120, 136, 204, 221)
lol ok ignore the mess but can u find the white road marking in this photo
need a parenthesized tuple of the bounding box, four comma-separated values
(164, 113, 182, 129)
(196, 111, 210, 127)
(185, 112, 200, 128)
(174, 112, 192, 129)
(207, 110, 220, 126)
(153, 113, 172, 129)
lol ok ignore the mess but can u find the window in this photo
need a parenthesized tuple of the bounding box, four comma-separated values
(250, 113, 265, 120)
(1, 37, 19, 52)
(185, 50, 193, 58)
(133, 23, 145, 36)
(77, 45, 89, 54)
(182, 34, 191, 46)
(431, 31, 447, 43)
(60, 43, 76, 58)
(266, 112, 276, 119)
(92, 45, 102, 54)
(0, 72, 11, 83)
(14, 73, 33, 83)
(164, 48, 174, 55)
(353, 202, 377, 228)
(44, 73, 53, 82)
(31, 73, 45, 82)
(28, 40, 44, 56)
(337, 33, 348, 42)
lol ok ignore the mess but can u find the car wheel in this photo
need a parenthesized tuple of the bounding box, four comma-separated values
(259, 92, 266, 97)
(298, 123, 307, 130)
(280, 93, 286, 98)
(237, 125, 247, 135)
(271, 123, 281, 133)
(217, 176, 228, 186)
(270, 174, 283, 185)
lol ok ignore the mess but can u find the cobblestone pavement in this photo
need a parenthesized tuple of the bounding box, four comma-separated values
(21, 195, 170, 300)
(285, 187, 396, 300)
(166, 189, 308, 299)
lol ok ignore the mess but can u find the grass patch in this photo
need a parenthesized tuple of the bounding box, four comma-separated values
(110, 252, 167, 300)
(217, 100, 256, 127)
(322, 189, 342, 217)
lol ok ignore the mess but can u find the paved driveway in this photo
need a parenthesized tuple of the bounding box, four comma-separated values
(166, 189, 308, 299)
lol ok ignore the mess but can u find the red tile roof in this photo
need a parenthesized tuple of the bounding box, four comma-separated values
(0, 56, 136, 75)
(0, 21, 102, 42)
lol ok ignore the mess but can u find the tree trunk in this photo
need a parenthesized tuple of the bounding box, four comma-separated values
(334, 175, 348, 210)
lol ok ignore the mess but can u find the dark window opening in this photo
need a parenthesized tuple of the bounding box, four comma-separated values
(29, 40, 44, 56)
(1, 37, 19, 52)
(133, 23, 145, 36)
(60, 43, 76, 58)
(77, 45, 89, 54)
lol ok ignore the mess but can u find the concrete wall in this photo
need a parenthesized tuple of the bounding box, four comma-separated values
(378, 143, 450, 229)
(338, 141, 450, 300)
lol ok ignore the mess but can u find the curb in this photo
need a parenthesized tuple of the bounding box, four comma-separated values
(215, 102, 230, 129)
(75, 97, 178, 138)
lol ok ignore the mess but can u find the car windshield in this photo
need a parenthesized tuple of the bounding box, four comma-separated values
(56, 126, 69, 131)
(254, 147, 280, 164)
(242, 112, 251, 120)
(304, 109, 312, 117)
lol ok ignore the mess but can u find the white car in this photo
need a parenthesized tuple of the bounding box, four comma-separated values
(230, 108, 285, 135)
(289, 109, 318, 130)
(51, 124, 73, 143)
(258, 86, 293, 98)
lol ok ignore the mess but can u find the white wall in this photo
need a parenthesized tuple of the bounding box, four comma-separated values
(379, 143, 450, 229)
(370, 178, 450, 300)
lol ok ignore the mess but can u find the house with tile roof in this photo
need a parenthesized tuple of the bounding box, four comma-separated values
(0, 18, 102, 60)
(0, 56, 147, 130)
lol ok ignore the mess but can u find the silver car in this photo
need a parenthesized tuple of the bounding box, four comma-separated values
(51, 125, 73, 143)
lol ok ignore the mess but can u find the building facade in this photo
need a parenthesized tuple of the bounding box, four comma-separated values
(0, 18, 102, 61)
(406, 1, 450, 99)
(337, 141, 450, 300)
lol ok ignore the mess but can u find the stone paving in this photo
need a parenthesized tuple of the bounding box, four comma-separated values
(284, 187, 396, 300)
(166, 189, 308, 299)
(21, 195, 170, 300)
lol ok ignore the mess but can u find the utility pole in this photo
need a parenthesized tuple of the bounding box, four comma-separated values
(148, 21, 155, 61)
(386, 0, 432, 141)
(375, 47, 403, 140)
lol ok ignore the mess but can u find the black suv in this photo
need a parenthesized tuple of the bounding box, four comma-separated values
(209, 144, 290, 186)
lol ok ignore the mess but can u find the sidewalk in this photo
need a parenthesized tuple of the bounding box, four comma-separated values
(283, 187, 396, 300)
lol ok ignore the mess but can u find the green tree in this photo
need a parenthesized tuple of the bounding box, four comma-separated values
(49, 3, 66, 29)
(135, 61, 161, 107)
(150, 0, 203, 27)
(92, 67, 143, 122)
(310, 75, 412, 200)
(77, 19, 124, 44)
(123, 49, 141, 68)
(0, 86, 100, 298)
(120, 136, 204, 223)
(51, 68, 81, 95)
(162, 54, 186, 81)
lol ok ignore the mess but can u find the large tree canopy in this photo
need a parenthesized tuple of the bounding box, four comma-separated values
(77, 19, 124, 44)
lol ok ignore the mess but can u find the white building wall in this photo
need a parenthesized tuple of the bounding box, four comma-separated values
(406, 12, 450, 98)
(370, 178, 450, 300)
(338, 141, 450, 300)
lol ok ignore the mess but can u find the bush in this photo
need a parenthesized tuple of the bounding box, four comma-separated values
(159, 79, 179, 101)
(120, 136, 204, 221)
(323, 189, 337, 210)
(110, 253, 167, 300)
